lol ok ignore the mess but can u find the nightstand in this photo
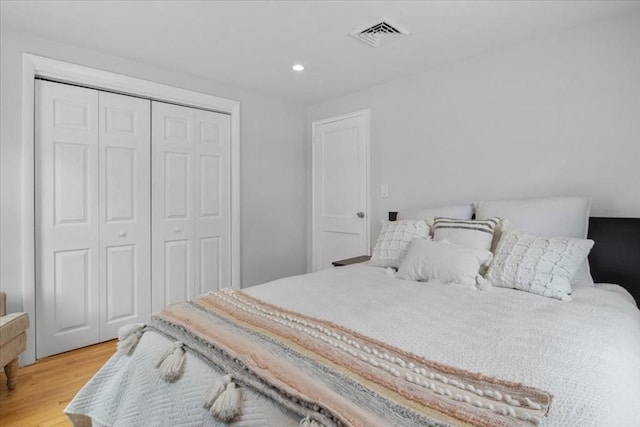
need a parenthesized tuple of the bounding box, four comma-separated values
(331, 255, 371, 267)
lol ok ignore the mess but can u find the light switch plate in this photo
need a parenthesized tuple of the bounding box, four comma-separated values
(381, 184, 388, 198)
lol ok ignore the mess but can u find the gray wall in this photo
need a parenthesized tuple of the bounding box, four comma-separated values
(307, 13, 640, 253)
(3, 12, 639, 309)
(0, 30, 308, 312)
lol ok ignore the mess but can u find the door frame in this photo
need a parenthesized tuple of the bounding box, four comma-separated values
(21, 53, 241, 365)
(311, 109, 371, 271)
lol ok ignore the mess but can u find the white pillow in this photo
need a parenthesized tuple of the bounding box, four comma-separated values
(369, 220, 431, 268)
(486, 230, 594, 301)
(432, 217, 501, 251)
(474, 196, 591, 238)
(474, 196, 593, 287)
(397, 204, 473, 221)
(398, 239, 493, 288)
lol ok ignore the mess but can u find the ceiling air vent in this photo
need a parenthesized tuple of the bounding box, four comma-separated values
(349, 19, 409, 48)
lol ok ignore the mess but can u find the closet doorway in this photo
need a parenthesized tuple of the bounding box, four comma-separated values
(35, 79, 231, 358)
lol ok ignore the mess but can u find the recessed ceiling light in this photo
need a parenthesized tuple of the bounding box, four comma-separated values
(292, 64, 305, 72)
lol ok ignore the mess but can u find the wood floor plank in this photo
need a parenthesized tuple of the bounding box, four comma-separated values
(0, 340, 116, 427)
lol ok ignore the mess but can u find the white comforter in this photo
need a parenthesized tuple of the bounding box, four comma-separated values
(67, 264, 640, 427)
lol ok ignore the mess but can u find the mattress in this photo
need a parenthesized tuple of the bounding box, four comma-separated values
(66, 264, 640, 426)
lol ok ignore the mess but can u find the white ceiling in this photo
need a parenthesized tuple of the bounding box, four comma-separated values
(2, 1, 638, 104)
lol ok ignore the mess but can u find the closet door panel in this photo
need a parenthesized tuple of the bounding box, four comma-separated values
(199, 236, 220, 293)
(199, 155, 220, 216)
(164, 152, 191, 218)
(194, 110, 231, 294)
(99, 92, 151, 339)
(54, 143, 90, 223)
(152, 102, 195, 312)
(164, 239, 191, 305)
(105, 245, 136, 320)
(36, 81, 100, 358)
(105, 147, 135, 221)
(53, 249, 92, 331)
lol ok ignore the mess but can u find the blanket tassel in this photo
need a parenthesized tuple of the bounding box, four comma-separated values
(202, 374, 232, 408)
(210, 382, 242, 421)
(117, 323, 145, 356)
(155, 341, 186, 382)
(203, 374, 242, 422)
(300, 416, 324, 427)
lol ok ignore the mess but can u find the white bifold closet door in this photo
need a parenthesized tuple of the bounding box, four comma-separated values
(151, 101, 231, 312)
(35, 80, 151, 358)
(98, 92, 151, 340)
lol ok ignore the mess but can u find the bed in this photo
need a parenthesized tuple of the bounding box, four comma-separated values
(65, 198, 640, 427)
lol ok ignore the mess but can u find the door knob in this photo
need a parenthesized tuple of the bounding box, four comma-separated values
(174, 227, 182, 233)
(356, 212, 365, 218)
(117, 231, 127, 237)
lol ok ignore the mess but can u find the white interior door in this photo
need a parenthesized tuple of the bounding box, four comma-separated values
(312, 110, 370, 271)
(35, 80, 100, 358)
(194, 109, 231, 295)
(152, 102, 231, 312)
(98, 91, 151, 340)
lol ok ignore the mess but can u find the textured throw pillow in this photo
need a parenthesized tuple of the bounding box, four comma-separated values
(432, 217, 501, 251)
(398, 239, 493, 288)
(486, 230, 594, 301)
(369, 220, 431, 268)
(474, 196, 594, 288)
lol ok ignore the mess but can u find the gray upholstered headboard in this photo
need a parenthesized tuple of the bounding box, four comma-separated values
(388, 212, 640, 304)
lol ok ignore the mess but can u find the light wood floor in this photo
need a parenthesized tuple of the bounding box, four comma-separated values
(0, 340, 116, 427)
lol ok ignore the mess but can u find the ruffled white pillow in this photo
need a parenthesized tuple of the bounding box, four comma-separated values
(369, 220, 430, 268)
(486, 230, 594, 301)
(397, 238, 493, 289)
